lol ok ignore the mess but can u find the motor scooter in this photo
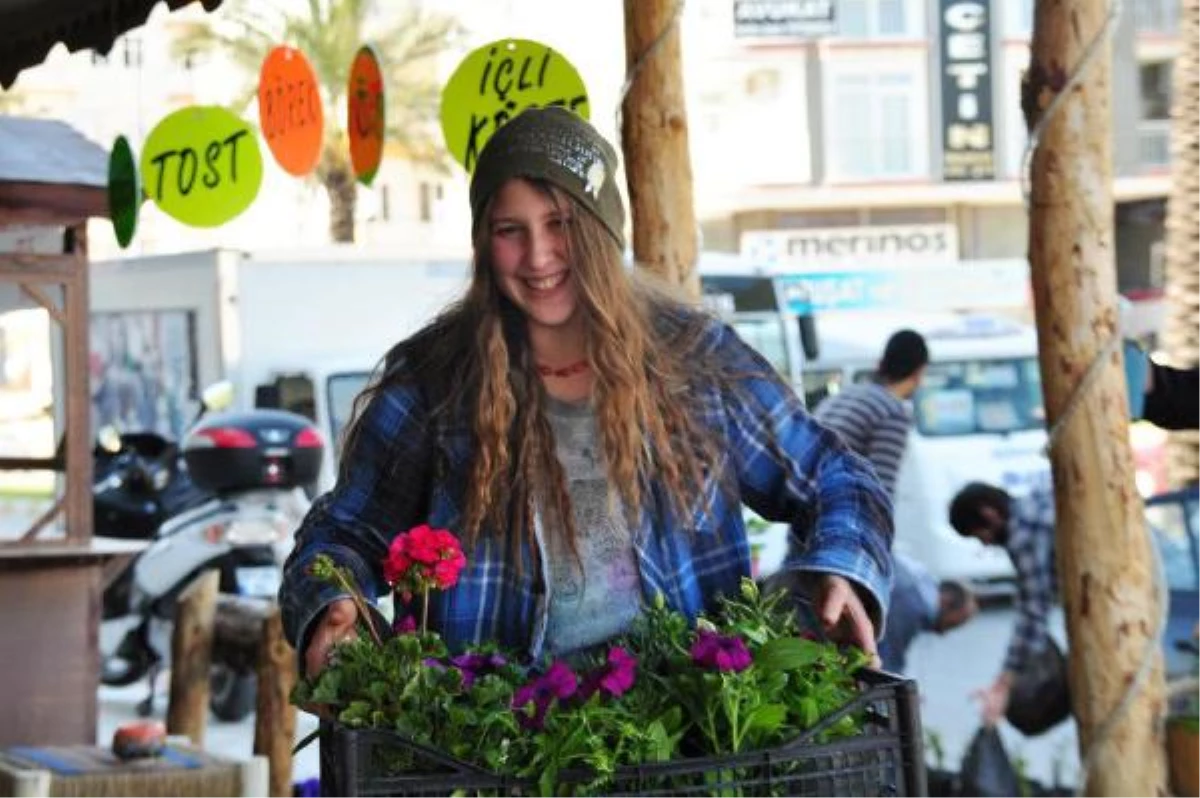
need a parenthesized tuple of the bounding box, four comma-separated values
(99, 382, 323, 722)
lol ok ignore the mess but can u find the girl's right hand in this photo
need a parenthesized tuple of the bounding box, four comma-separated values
(304, 598, 359, 680)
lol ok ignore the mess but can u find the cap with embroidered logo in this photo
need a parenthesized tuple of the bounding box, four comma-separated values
(469, 106, 625, 248)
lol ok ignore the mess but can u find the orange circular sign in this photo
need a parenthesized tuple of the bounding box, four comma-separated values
(347, 45, 385, 186)
(257, 46, 324, 176)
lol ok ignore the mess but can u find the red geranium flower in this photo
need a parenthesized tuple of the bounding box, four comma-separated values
(383, 524, 466, 599)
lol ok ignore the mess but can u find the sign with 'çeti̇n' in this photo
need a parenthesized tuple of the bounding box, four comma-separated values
(258, 45, 325, 177)
(141, 106, 263, 228)
(441, 39, 588, 173)
(347, 45, 385, 186)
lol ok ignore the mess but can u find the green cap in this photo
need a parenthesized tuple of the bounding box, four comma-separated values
(469, 106, 625, 248)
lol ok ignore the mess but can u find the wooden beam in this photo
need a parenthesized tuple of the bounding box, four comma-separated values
(19, 282, 65, 325)
(0, 182, 106, 227)
(63, 223, 91, 545)
(0, 254, 80, 280)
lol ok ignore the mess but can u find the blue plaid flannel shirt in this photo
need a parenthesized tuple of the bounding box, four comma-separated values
(1003, 484, 1059, 674)
(280, 317, 894, 660)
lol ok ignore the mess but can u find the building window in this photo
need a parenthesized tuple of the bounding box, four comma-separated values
(122, 37, 143, 68)
(418, 182, 432, 223)
(1139, 61, 1172, 120)
(1133, 0, 1180, 34)
(836, 0, 914, 38)
(379, 184, 391, 222)
(828, 72, 921, 180)
(1004, 0, 1035, 37)
(1137, 61, 1172, 169)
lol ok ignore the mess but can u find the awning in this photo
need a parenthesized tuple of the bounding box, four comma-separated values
(0, 0, 223, 89)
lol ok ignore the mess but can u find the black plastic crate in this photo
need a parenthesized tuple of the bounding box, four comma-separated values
(319, 669, 927, 796)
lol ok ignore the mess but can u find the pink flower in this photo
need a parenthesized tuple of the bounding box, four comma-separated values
(383, 524, 466, 595)
(690, 629, 753, 673)
(450, 652, 508, 689)
(580, 646, 638, 700)
(512, 661, 578, 730)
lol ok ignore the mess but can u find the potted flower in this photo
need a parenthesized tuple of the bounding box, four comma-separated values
(294, 525, 925, 796)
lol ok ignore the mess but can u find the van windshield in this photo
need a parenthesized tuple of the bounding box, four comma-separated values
(326, 371, 372, 461)
(911, 357, 1045, 436)
(732, 318, 790, 378)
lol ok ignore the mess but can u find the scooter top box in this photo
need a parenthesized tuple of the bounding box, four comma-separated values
(183, 409, 323, 494)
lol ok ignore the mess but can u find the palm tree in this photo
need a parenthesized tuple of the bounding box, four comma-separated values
(1162, 0, 1198, 486)
(174, 0, 463, 242)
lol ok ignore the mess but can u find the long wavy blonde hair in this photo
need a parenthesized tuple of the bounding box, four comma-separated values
(344, 180, 743, 564)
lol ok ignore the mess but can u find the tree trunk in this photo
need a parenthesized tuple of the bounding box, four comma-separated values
(1162, 0, 1199, 487)
(319, 144, 358, 244)
(1024, 1, 1167, 794)
(621, 0, 700, 297)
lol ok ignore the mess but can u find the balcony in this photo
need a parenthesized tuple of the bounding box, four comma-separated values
(1137, 119, 1171, 170)
(1134, 0, 1180, 35)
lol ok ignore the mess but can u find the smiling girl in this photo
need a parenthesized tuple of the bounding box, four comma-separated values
(280, 106, 895, 674)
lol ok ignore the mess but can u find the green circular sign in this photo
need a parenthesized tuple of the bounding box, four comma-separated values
(107, 135, 140, 249)
(441, 39, 589, 173)
(140, 106, 264, 228)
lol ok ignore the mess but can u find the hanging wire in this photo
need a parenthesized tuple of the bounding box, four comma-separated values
(1020, 0, 1171, 792)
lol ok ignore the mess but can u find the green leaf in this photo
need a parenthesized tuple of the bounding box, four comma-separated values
(755, 637, 823, 672)
(746, 703, 787, 734)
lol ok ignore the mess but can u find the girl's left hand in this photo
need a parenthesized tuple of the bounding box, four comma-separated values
(816, 573, 881, 667)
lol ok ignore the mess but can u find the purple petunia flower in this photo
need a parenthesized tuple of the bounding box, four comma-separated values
(511, 661, 578, 730)
(580, 646, 638, 700)
(690, 629, 753, 673)
(450, 652, 508, 689)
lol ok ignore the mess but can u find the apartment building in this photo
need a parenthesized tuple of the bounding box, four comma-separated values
(686, 0, 1179, 302)
(0, 0, 1180, 289)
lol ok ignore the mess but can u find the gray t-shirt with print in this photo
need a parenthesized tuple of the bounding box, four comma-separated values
(542, 396, 642, 657)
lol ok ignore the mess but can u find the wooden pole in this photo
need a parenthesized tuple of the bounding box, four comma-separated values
(621, 0, 700, 297)
(253, 606, 297, 797)
(166, 569, 219, 746)
(1024, 1, 1167, 793)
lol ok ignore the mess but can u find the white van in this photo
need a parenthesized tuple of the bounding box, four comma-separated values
(803, 311, 1051, 586)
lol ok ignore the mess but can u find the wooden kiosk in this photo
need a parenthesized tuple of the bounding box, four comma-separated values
(0, 115, 144, 746)
(0, 0, 226, 749)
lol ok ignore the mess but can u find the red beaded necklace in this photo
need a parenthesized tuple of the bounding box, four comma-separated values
(536, 359, 589, 378)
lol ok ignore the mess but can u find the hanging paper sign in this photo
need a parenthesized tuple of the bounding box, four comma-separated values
(347, 45, 385, 186)
(107, 135, 140, 248)
(258, 45, 324, 176)
(141, 106, 263, 228)
(441, 39, 589, 173)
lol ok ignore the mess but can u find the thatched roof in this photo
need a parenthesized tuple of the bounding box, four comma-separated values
(0, 0, 223, 89)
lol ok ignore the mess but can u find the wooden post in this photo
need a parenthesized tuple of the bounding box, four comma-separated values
(166, 569, 219, 746)
(621, 0, 700, 297)
(253, 606, 297, 797)
(1024, 0, 1167, 793)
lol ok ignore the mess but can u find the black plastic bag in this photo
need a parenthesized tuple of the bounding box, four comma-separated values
(961, 726, 1022, 797)
(1006, 639, 1072, 736)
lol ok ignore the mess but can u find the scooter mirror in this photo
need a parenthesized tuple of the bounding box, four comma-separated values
(202, 381, 235, 412)
(97, 425, 122, 454)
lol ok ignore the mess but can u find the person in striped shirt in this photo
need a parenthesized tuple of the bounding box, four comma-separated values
(813, 329, 930, 497)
